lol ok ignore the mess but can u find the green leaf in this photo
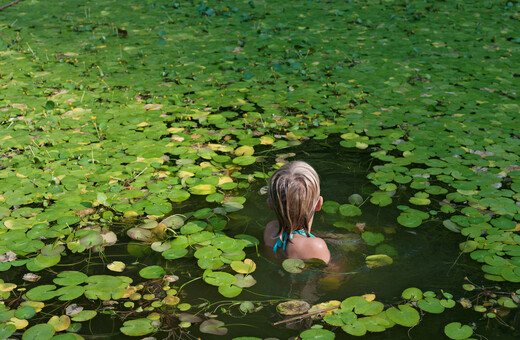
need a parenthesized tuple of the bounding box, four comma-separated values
(417, 297, 445, 314)
(341, 320, 367, 336)
(300, 328, 336, 339)
(361, 232, 385, 246)
(322, 201, 340, 214)
(200, 319, 228, 336)
(370, 192, 392, 207)
(218, 284, 242, 298)
(22, 323, 55, 340)
(232, 156, 256, 166)
(386, 305, 420, 327)
(282, 258, 305, 273)
(397, 212, 423, 228)
(203, 270, 237, 286)
(70, 310, 97, 322)
(444, 322, 473, 340)
(120, 318, 156, 336)
(25, 285, 57, 301)
(339, 204, 362, 217)
(14, 305, 36, 320)
(53, 271, 88, 286)
(139, 265, 166, 279)
(401, 287, 423, 301)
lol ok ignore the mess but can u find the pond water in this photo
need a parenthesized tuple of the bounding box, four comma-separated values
(4, 139, 518, 339)
(172, 139, 519, 339)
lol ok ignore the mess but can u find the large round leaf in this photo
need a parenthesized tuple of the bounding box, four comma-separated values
(444, 322, 473, 340)
(120, 318, 156, 336)
(139, 266, 166, 279)
(300, 328, 335, 339)
(339, 204, 362, 217)
(386, 305, 420, 327)
(22, 323, 55, 340)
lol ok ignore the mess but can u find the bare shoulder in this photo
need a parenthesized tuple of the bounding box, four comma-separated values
(289, 236, 330, 264)
(263, 220, 280, 248)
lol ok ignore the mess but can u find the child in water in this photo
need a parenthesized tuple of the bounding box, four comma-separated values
(264, 161, 331, 264)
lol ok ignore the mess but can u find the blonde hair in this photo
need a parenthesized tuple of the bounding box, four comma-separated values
(268, 161, 320, 237)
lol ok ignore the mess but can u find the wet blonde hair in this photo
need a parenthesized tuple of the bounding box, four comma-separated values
(268, 161, 320, 237)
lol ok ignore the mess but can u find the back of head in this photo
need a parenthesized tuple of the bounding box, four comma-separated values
(268, 161, 320, 235)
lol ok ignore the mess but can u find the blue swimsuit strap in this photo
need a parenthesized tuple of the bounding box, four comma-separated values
(273, 230, 315, 253)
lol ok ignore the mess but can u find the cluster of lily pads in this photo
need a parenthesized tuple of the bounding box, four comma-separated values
(0, 0, 519, 338)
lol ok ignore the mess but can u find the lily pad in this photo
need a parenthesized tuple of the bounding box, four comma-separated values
(22, 323, 55, 340)
(277, 300, 310, 316)
(120, 318, 156, 336)
(402, 287, 423, 301)
(339, 204, 362, 217)
(386, 305, 420, 327)
(417, 297, 445, 314)
(299, 328, 336, 339)
(444, 322, 473, 340)
(203, 270, 237, 286)
(139, 265, 166, 279)
(218, 284, 242, 298)
(200, 319, 228, 336)
(282, 258, 306, 273)
(365, 254, 393, 268)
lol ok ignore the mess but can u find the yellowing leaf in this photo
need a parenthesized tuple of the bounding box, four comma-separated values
(234, 145, 254, 156)
(0, 283, 16, 292)
(167, 127, 185, 133)
(48, 315, 71, 332)
(218, 176, 233, 185)
(362, 294, 376, 302)
(20, 301, 45, 313)
(143, 104, 163, 110)
(355, 142, 368, 149)
(8, 317, 28, 330)
(107, 261, 126, 272)
(260, 136, 275, 145)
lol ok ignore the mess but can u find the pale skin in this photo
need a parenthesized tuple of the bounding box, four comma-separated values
(263, 196, 331, 264)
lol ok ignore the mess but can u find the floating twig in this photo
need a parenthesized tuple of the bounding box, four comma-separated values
(273, 305, 340, 326)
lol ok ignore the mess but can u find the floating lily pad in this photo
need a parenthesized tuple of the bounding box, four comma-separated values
(402, 287, 423, 301)
(139, 265, 166, 279)
(277, 300, 310, 316)
(299, 328, 336, 339)
(70, 310, 97, 322)
(365, 254, 393, 268)
(417, 297, 445, 314)
(341, 320, 367, 336)
(282, 258, 306, 273)
(444, 322, 473, 340)
(22, 323, 55, 340)
(203, 270, 237, 287)
(339, 204, 362, 217)
(386, 305, 420, 327)
(230, 259, 256, 274)
(120, 318, 156, 336)
(200, 319, 228, 336)
(218, 284, 242, 298)
(25, 285, 57, 301)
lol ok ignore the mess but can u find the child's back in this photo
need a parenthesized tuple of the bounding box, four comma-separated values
(264, 161, 330, 264)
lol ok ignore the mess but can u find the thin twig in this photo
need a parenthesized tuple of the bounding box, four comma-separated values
(0, 0, 24, 12)
(273, 305, 340, 326)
